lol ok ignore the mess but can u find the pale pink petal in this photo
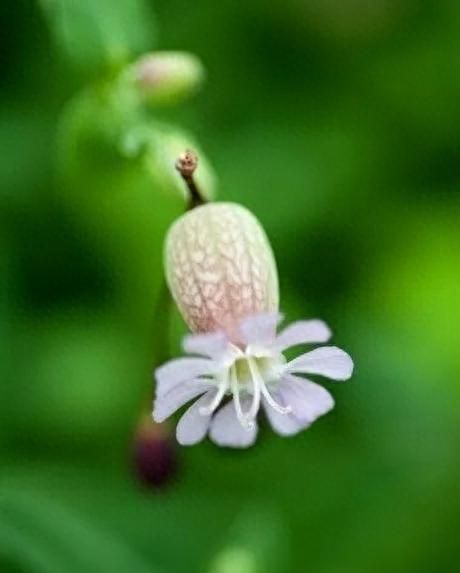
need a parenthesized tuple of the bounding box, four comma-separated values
(176, 390, 216, 446)
(279, 375, 334, 422)
(153, 379, 213, 423)
(286, 346, 354, 381)
(262, 393, 309, 436)
(155, 357, 217, 396)
(239, 312, 283, 347)
(275, 319, 331, 351)
(209, 397, 258, 448)
(182, 331, 228, 358)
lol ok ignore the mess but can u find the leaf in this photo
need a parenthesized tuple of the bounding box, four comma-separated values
(39, 0, 156, 72)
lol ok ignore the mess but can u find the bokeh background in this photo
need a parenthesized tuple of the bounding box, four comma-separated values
(1, 1, 459, 572)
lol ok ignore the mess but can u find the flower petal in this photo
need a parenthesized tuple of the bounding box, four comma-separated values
(275, 319, 331, 351)
(239, 312, 283, 347)
(262, 392, 309, 436)
(279, 375, 334, 422)
(153, 379, 213, 423)
(176, 390, 216, 446)
(209, 398, 258, 448)
(182, 331, 228, 359)
(155, 357, 217, 396)
(286, 346, 353, 381)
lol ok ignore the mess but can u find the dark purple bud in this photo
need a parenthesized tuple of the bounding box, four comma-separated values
(133, 418, 177, 489)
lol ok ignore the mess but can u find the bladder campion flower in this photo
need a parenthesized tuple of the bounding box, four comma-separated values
(153, 151, 353, 448)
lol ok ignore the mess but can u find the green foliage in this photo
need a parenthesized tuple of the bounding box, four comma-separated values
(207, 508, 289, 573)
(57, 80, 216, 332)
(2, 0, 460, 572)
(39, 0, 156, 72)
(0, 490, 157, 573)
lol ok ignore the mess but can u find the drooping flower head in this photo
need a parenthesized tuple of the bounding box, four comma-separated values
(153, 152, 353, 448)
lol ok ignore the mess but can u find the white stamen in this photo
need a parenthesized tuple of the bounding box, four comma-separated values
(247, 351, 291, 416)
(246, 357, 262, 423)
(199, 373, 228, 416)
(260, 381, 292, 415)
(230, 364, 254, 430)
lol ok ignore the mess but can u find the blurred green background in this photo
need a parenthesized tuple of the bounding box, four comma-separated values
(1, 0, 459, 572)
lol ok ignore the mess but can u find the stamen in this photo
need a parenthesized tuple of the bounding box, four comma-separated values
(260, 382, 292, 415)
(199, 374, 228, 416)
(247, 355, 291, 416)
(247, 357, 262, 423)
(251, 362, 292, 415)
(230, 364, 254, 430)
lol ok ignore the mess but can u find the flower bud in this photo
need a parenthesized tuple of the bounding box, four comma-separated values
(131, 51, 205, 106)
(165, 203, 279, 342)
(134, 418, 177, 489)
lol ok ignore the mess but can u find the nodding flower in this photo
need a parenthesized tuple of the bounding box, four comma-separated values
(152, 153, 353, 448)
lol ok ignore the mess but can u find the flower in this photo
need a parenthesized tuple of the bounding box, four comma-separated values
(153, 201, 353, 448)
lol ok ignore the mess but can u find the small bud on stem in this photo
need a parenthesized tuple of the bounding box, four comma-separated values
(175, 150, 206, 209)
(132, 52, 205, 106)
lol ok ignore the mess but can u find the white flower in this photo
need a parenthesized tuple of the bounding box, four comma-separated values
(153, 201, 353, 448)
(153, 312, 353, 448)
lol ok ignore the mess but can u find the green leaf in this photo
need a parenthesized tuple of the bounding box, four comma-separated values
(39, 0, 156, 72)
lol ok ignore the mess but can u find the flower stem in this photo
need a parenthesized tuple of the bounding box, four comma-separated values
(175, 149, 206, 209)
